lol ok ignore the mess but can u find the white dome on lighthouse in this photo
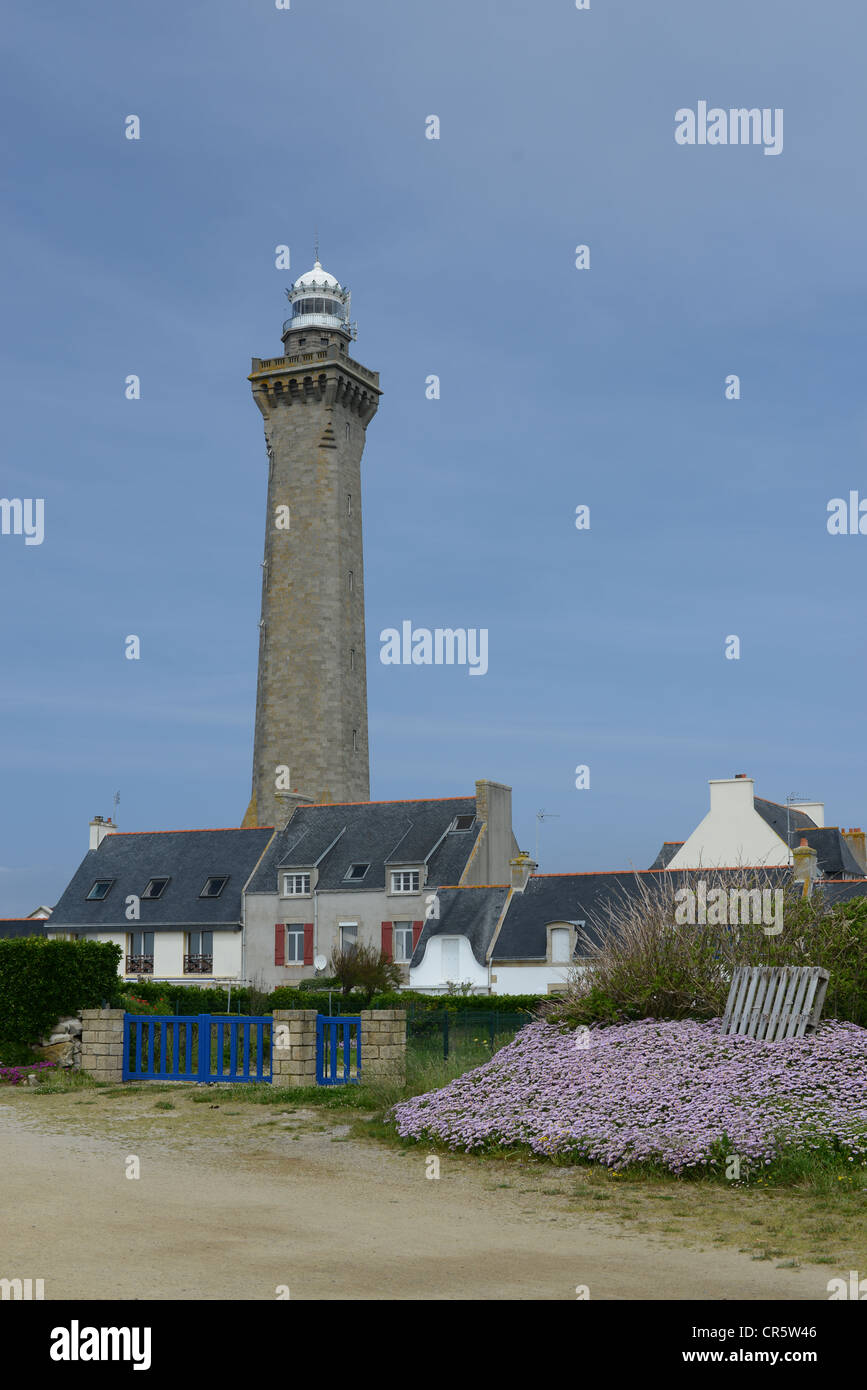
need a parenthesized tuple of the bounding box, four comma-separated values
(284, 253, 353, 338)
(292, 259, 341, 290)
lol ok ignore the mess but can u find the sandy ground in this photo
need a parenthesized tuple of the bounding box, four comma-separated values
(0, 1087, 843, 1301)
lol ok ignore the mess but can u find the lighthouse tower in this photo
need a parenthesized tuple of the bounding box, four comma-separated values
(242, 256, 381, 828)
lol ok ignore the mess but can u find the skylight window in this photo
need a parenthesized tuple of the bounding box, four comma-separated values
(453, 815, 475, 831)
(142, 878, 169, 900)
(345, 863, 370, 881)
(200, 876, 228, 898)
(86, 880, 114, 901)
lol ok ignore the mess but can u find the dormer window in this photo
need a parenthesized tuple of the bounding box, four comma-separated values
(452, 815, 475, 831)
(282, 872, 311, 897)
(391, 870, 420, 894)
(86, 880, 114, 901)
(142, 878, 169, 900)
(200, 876, 228, 899)
(345, 863, 370, 882)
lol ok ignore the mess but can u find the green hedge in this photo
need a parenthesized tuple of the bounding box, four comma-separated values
(114, 980, 545, 1018)
(120, 981, 254, 1014)
(266, 987, 542, 1016)
(0, 937, 123, 1046)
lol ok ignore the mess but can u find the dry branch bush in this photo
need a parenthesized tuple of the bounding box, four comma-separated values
(541, 867, 847, 1028)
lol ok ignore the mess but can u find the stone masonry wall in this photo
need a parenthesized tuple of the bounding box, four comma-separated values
(271, 1008, 405, 1087)
(246, 347, 381, 825)
(271, 1009, 318, 1087)
(360, 1010, 406, 1083)
(79, 1008, 124, 1083)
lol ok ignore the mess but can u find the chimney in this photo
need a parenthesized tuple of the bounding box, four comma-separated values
(273, 789, 315, 829)
(791, 836, 818, 897)
(790, 801, 825, 828)
(472, 778, 514, 884)
(842, 828, 867, 872)
(509, 851, 537, 892)
(708, 776, 755, 814)
(89, 815, 117, 852)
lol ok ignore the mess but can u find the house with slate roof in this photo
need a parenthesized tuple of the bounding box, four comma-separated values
(37, 781, 518, 989)
(0, 919, 51, 939)
(411, 862, 796, 995)
(409, 775, 867, 995)
(45, 818, 275, 984)
(244, 780, 518, 990)
(655, 775, 867, 879)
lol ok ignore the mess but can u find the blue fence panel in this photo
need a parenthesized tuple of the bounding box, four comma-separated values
(123, 1015, 201, 1082)
(123, 1014, 273, 1084)
(316, 1014, 361, 1086)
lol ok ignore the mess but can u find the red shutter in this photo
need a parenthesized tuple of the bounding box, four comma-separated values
(274, 924, 285, 967)
(381, 921, 393, 959)
(303, 923, 314, 965)
(412, 920, 423, 949)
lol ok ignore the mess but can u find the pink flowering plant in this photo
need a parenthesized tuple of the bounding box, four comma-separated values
(390, 1018, 867, 1179)
(0, 1059, 57, 1086)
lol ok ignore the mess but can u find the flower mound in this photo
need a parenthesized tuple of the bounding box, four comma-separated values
(392, 1019, 867, 1174)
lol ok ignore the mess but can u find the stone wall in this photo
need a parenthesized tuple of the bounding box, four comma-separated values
(66, 1007, 405, 1089)
(360, 1010, 406, 1083)
(78, 1008, 124, 1083)
(271, 1009, 318, 1087)
(34, 1014, 83, 1069)
(271, 1008, 406, 1087)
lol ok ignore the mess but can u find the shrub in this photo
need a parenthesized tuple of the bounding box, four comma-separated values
(0, 937, 123, 1046)
(330, 944, 402, 1004)
(544, 871, 867, 1028)
(122, 981, 253, 1013)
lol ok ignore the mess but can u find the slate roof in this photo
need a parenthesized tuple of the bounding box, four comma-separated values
(0, 919, 50, 939)
(50, 828, 275, 932)
(753, 797, 816, 839)
(785, 827, 864, 878)
(815, 878, 867, 907)
(492, 867, 792, 962)
(411, 885, 510, 968)
(652, 798, 862, 879)
(649, 842, 684, 870)
(246, 797, 480, 894)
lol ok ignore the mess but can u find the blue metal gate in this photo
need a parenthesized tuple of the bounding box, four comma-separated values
(123, 1014, 273, 1084)
(316, 1015, 361, 1086)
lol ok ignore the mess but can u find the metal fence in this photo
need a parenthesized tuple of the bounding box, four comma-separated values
(406, 1010, 531, 1060)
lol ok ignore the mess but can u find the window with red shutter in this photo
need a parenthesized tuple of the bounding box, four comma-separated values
(303, 923, 314, 965)
(274, 923, 285, 967)
(412, 920, 423, 949)
(381, 921, 393, 959)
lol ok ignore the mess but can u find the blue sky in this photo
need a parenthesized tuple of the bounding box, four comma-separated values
(1, 0, 865, 914)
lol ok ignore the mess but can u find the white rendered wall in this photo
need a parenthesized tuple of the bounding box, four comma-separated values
(409, 935, 488, 993)
(667, 778, 789, 869)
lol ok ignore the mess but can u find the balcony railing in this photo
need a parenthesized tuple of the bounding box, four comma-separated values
(184, 954, 213, 975)
(126, 955, 153, 975)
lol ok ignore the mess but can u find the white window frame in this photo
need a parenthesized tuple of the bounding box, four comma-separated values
(282, 872, 311, 897)
(391, 870, 420, 894)
(547, 922, 578, 963)
(285, 926, 305, 963)
(393, 922, 414, 963)
(339, 922, 358, 953)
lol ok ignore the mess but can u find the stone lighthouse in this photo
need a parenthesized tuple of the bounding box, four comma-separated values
(242, 256, 381, 828)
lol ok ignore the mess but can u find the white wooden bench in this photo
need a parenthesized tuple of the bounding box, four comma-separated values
(722, 965, 829, 1041)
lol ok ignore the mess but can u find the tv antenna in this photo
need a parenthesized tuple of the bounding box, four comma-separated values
(112, 790, 120, 827)
(786, 793, 815, 865)
(535, 809, 560, 867)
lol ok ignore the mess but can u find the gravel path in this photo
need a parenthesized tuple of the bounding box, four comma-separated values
(0, 1090, 835, 1301)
